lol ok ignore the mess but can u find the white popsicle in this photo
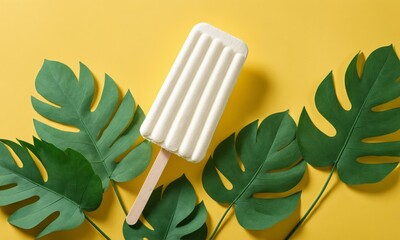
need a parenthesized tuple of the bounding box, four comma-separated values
(126, 23, 247, 225)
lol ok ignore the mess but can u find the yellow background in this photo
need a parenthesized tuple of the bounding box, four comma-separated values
(1, 0, 400, 239)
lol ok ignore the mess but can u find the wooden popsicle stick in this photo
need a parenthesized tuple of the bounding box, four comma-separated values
(126, 148, 171, 225)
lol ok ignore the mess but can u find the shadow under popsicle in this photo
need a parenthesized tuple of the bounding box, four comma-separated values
(212, 67, 270, 145)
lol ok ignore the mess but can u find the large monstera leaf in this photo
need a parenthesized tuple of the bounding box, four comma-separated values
(32, 60, 152, 189)
(0, 138, 103, 238)
(203, 111, 306, 231)
(298, 45, 400, 184)
(123, 175, 207, 240)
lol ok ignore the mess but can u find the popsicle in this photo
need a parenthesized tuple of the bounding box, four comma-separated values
(126, 23, 248, 225)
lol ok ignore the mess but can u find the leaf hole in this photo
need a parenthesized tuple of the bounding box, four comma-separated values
(109, 105, 141, 151)
(139, 215, 154, 231)
(3, 198, 58, 238)
(236, 158, 245, 172)
(114, 136, 144, 164)
(253, 189, 299, 199)
(215, 167, 233, 190)
(34, 95, 62, 109)
(26, 149, 48, 182)
(35, 118, 80, 133)
(3, 144, 23, 168)
(102, 105, 143, 165)
(33, 95, 80, 132)
(362, 129, 400, 143)
(0, 183, 17, 190)
(356, 52, 365, 79)
(372, 96, 400, 112)
(89, 74, 101, 113)
(306, 104, 337, 137)
(334, 70, 352, 112)
(95, 90, 123, 141)
(27, 211, 60, 237)
(1, 196, 40, 217)
(357, 156, 400, 164)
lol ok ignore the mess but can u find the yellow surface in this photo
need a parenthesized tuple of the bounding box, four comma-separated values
(0, 0, 400, 239)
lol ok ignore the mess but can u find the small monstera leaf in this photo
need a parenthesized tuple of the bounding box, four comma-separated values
(123, 175, 207, 240)
(0, 138, 103, 238)
(32, 60, 152, 189)
(298, 45, 400, 184)
(203, 111, 306, 230)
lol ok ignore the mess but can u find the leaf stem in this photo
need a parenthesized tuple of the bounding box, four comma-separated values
(111, 180, 128, 215)
(85, 215, 111, 240)
(285, 163, 337, 239)
(209, 202, 234, 240)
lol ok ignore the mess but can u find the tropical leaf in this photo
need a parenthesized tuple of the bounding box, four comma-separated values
(32, 60, 152, 189)
(123, 175, 207, 240)
(203, 111, 306, 231)
(298, 45, 400, 184)
(0, 137, 103, 238)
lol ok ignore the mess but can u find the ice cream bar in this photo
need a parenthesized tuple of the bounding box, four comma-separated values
(140, 23, 248, 163)
(126, 23, 247, 225)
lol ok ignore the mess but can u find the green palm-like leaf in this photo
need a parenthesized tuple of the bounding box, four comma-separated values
(32, 60, 152, 189)
(0, 138, 103, 238)
(123, 175, 207, 240)
(203, 111, 306, 230)
(298, 45, 400, 184)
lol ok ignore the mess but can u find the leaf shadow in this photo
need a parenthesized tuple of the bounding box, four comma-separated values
(40, 218, 96, 240)
(116, 145, 161, 201)
(0, 196, 41, 238)
(90, 72, 124, 115)
(346, 167, 400, 193)
(209, 203, 236, 237)
(91, 72, 125, 145)
(246, 163, 310, 240)
(295, 167, 340, 228)
(247, 203, 301, 240)
(205, 208, 213, 236)
(86, 184, 117, 222)
(291, 160, 310, 192)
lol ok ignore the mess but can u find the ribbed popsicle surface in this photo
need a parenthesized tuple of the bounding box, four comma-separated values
(140, 23, 248, 163)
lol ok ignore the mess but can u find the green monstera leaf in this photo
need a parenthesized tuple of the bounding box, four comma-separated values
(286, 46, 400, 239)
(0, 138, 103, 238)
(123, 175, 207, 240)
(298, 45, 400, 184)
(203, 111, 306, 238)
(32, 60, 152, 190)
